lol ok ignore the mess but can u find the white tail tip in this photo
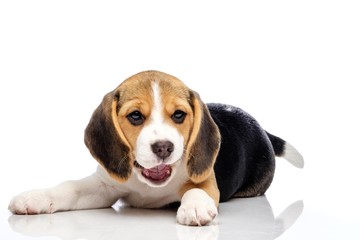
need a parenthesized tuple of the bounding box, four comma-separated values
(283, 142, 304, 168)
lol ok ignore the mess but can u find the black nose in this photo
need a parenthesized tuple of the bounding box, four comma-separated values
(151, 141, 174, 160)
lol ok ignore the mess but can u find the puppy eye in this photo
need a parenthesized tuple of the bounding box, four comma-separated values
(171, 110, 186, 124)
(127, 111, 145, 126)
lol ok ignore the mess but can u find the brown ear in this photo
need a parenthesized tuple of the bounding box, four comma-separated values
(84, 91, 132, 182)
(186, 91, 221, 183)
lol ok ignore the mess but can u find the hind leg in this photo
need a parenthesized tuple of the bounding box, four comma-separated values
(234, 149, 275, 199)
(233, 169, 274, 198)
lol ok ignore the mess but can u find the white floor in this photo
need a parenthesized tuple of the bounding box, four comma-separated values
(1, 160, 359, 240)
(1, 198, 358, 240)
(1, 197, 302, 240)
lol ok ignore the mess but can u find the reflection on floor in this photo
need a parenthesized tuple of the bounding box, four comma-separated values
(8, 196, 303, 240)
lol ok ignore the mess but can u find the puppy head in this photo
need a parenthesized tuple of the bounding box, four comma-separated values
(84, 71, 220, 186)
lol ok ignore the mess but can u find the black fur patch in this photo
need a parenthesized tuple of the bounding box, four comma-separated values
(207, 103, 277, 202)
(265, 131, 285, 156)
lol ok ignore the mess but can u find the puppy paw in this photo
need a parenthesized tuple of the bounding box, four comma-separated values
(177, 202, 218, 226)
(8, 190, 54, 215)
(177, 189, 218, 226)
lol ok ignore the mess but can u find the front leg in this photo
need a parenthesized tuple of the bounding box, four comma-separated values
(9, 169, 122, 214)
(177, 173, 219, 226)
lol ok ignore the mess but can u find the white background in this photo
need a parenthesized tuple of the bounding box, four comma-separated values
(0, 1, 359, 239)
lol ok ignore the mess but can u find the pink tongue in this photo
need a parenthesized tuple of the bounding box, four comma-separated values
(142, 164, 172, 182)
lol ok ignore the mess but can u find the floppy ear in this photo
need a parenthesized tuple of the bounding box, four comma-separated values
(84, 91, 132, 182)
(186, 91, 221, 183)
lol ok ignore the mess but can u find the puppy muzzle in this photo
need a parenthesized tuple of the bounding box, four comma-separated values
(134, 161, 172, 183)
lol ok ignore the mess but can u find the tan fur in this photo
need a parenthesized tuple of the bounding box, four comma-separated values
(185, 97, 202, 161)
(111, 99, 132, 150)
(115, 78, 153, 156)
(180, 171, 220, 206)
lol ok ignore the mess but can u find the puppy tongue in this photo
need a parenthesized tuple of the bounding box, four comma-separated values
(142, 164, 172, 182)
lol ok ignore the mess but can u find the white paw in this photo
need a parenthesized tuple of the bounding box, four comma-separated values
(176, 189, 218, 226)
(8, 190, 54, 215)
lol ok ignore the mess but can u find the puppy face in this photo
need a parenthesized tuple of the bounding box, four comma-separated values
(115, 73, 194, 186)
(84, 71, 220, 187)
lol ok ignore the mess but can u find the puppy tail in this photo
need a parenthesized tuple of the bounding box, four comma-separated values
(266, 132, 304, 168)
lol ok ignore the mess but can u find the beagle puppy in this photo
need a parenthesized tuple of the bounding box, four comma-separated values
(9, 70, 303, 226)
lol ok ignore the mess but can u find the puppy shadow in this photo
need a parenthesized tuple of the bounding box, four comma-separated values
(216, 197, 304, 239)
(8, 196, 303, 240)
